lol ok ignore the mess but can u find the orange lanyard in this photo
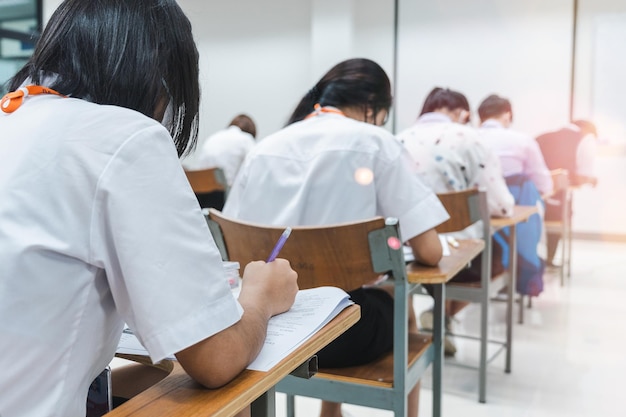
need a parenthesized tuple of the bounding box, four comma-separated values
(1, 85, 66, 114)
(305, 104, 345, 119)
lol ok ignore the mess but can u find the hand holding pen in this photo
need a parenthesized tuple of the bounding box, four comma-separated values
(267, 227, 292, 262)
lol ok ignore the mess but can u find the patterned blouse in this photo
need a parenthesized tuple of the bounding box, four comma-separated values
(397, 112, 514, 231)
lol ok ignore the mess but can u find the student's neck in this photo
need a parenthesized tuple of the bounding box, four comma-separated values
(339, 106, 368, 123)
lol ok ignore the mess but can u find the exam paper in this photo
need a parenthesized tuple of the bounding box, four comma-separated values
(116, 286, 353, 372)
(247, 286, 353, 371)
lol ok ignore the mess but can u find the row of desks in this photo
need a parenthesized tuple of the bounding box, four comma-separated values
(108, 205, 537, 417)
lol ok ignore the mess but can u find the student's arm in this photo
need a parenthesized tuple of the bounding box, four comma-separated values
(176, 259, 298, 388)
(407, 228, 443, 266)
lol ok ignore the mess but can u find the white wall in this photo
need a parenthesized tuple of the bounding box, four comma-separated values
(180, 0, 312, 144)
(395, 0, 574, 136)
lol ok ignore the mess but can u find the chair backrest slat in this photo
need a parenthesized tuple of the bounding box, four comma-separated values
(435, 188, 486, 233)
(206, 209, 389, 291)
(185, 168, 228, 194)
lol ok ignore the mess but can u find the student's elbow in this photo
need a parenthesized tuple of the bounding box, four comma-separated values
(408, 229, 443, 266)
(178, 356, 242, 389)
(419, 244, 443, 266)
(176, 343, 245, 389)
(192, 368, 236, 389)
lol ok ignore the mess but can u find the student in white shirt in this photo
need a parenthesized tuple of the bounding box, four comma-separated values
(0, 2, 298, 416)
(224, 58, 449, 417)
(397, 87, 514, 356)
(477, 94, 553, 196)
(194, 114, 257, 186)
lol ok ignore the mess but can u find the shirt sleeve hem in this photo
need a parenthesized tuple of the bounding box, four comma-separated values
(142, 295, 243, 363)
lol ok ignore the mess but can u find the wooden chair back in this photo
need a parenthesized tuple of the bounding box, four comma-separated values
(435, 188, 490, 236)
(184, 167, 228, 195)
(206, 209, 395, 291)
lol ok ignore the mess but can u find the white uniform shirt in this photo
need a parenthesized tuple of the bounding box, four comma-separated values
(0, 95, 242, 417)
(223, 113, 449, 242)
(479, 119, 553, 195)
(396, 113, 515, 238)
(194, 125, 255, 185)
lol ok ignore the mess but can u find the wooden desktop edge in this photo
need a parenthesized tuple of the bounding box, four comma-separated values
(107, 305, 360, 417)
(490, 205, 538, 231)
(406, 238, 485, 285)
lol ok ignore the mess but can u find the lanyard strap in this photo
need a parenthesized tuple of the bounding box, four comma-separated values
(305, 103, 345, 119)
(1, 85, 66, 114)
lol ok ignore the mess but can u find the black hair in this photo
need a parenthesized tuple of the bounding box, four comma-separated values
(419, 87, 469, 115)
(229, 114, 257, 138)
(478, 94, 512, 123)
(286, 58, 392, 125)
(9, 0, 200, 157)
(571, 120, 598, 137)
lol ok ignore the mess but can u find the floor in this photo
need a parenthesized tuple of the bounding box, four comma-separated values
(275, 238, 626, 417)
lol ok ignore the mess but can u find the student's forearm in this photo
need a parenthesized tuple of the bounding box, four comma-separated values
(176, 303, 270, 388)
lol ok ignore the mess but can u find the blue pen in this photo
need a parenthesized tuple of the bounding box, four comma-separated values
(266, 227, 292, 262)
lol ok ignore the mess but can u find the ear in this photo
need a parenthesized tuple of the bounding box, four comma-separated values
(364, 107, 376, 124)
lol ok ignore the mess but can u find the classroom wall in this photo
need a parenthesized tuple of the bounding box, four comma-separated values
(395, 0, 573, 136)
(39, 0, 626, 237)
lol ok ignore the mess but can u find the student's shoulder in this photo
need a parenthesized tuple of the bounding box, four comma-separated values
(65, 98, 164, 135)
(61, 99, 172, 151)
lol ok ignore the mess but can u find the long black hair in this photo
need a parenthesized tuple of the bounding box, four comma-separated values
(287, 58, 392, 125)
(9, 0, 200, 157)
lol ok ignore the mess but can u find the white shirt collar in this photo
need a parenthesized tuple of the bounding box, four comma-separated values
(480, 119, 505, 129)
(415, 112, 451, 124)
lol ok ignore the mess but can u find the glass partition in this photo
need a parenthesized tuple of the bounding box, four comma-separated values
(0, 0, 42, 94)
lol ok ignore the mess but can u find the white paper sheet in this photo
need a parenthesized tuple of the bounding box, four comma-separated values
(246, 286, 353, 371)
(116, 286, 353, 372)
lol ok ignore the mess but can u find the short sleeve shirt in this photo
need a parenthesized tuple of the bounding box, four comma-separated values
(479, 119, 553, 195)
(223, 113, 449, 242)
(0, 95, 242, 417)
(192, 125, 256, 185)
(396, 113, 515, 238)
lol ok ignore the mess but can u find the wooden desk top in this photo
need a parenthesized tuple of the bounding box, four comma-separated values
(406, 238, 485, 285)
(107, 305, 360, 417)
(490, 205, 538, 231)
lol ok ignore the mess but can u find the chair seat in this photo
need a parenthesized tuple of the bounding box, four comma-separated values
(316, 333, 432, 386)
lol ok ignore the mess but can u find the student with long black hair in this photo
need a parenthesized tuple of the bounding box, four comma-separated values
(0, 1, 298, 416)
(224, 58, 449, 417)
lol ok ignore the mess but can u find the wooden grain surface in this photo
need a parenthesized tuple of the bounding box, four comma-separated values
(405, 238, 485, 285)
